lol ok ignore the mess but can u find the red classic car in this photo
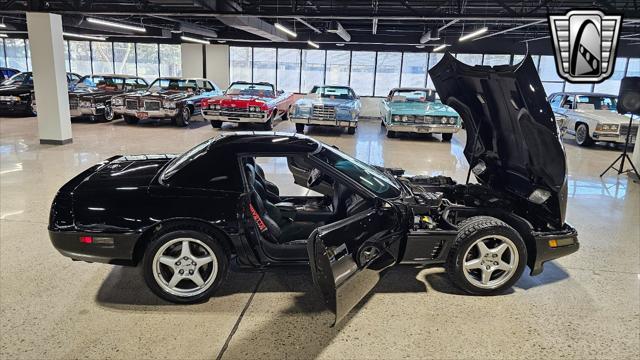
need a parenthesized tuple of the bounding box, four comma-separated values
(202, 81, 296, 130)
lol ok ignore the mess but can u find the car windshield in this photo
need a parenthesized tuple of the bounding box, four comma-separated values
(2, 72, 32, 86)
(390, 89, 436, 103)
(310, 86, 354, 100)
(575, 95, 618, 111)
(149, 78, 198, 92)
(314, 145, 401, 198)
(161, 138, 217, 181)
(226, 83, 275, 97)
(75, 76, 125, 90)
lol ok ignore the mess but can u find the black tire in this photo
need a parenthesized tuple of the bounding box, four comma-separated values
(104, 104, 115, 122)
(575, 123, 593, 146)
(124, 115, 139, 125)
(295, 123, 305, 133)
(282, 107, 290, 121)
(142, 227, 229, 304)
(381, 119, 385, 127)
(175, 106, 191, 127)
(441, 133, 453, 141)
(347, 126, 356, 135)
(387, 130, 397, 138)
(263, 113, 273, 130)
(210, 120, 223, 128)
(445, 216, 527, 295)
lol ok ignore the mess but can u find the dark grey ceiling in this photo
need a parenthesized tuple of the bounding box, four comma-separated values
(1, 1, 639, 56)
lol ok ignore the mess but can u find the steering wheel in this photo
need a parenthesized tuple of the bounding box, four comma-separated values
(307, 168, 323, 188)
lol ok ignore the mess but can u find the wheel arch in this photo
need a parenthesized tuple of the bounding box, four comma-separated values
(132, 218, 235, 265)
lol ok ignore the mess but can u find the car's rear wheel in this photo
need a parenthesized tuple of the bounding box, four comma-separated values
(175, 106, 191, 127)
(575, 123, 593, 146)
(263, 113, 274, 130)
(104, 104, 115, 122)
(295, 123, 305, 133)
(441, 133, 453, 141)
(347, 127, 356, 135)
(124, 115, 139, 125)
(143, 228, 229, 303)
(210, 120, 223, 128)
(446, 216, 526, 295)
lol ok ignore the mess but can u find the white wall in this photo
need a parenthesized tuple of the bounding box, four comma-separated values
(206, 44, 230, 89)
(180, 43, 203, 78)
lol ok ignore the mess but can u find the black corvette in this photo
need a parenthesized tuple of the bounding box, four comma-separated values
(49, 55, 579, 323)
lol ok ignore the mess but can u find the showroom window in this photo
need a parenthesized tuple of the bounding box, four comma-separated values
(92, 41, 114, 74)
(113, 42, 137, 75)
(159, 44, 182, 77)
(426, 53, 444, 89)
(325, 50, 350, 86)
(483, 54, 511, 66)
(69, 41, 92, 75)
(136, 43, 160, 82)
(593, 58, 628, 94)
(229, 46, 252, 83)
(456, 53, 483, 66)
(301, 49, 325, 93)
(374, 52, 402, 96)
(0, 41, 5, 68)
(538, 55, 565, 95)
(401, 52, 427, 88)
(350, 51, 375, 96)
(277, 48, 301, 93)
(4, 39, 28, 71)
(253, 48, 277, 85)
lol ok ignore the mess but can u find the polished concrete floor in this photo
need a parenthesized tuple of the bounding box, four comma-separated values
(1, 116, 638, 359)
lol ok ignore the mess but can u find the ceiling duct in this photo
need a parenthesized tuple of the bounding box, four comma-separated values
(215, 0, 289, 42)
(327, 21, 351, 42)
(419, 28, 440, 43)
(179, 22, 218, 38)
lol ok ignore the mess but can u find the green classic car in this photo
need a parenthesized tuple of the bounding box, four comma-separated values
(380, 88, 461, 140)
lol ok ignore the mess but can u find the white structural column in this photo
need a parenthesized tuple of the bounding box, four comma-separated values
(26, 12, 72, 145)
(181, 44, 204, 78)
(206, 44, 230, 89)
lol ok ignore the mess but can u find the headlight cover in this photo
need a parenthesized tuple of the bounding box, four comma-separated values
(164, 100, 177, 109)
(596, 123, 619, 132)
(112, 98, 123, 106)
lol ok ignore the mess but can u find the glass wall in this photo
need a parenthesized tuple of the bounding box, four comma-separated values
(350, 51, 376, 96)
(229, 46, 252, 83)
(277, 48, 301, 93)
(594, 58, 628, 94)
(301, 49, 325, 92)
(159, 44, 181, 77)
(4, 39, 28, 71)
(69, 41, 92, 75)
(136, 43, 159, 81)
(252, 48, 276, 84)
(401, 52, 427, 88)
(374, 52, 402, 96)
(92, 42, 114, 74)
(325, 50, 350, 86)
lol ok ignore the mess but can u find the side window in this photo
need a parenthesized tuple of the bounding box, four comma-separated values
(204, 81, 214, 91)
(196, 80, 206, 89)
(563, 96, 574, 109)
(245, 156, 326, 197)
(550, 95, 563, 108)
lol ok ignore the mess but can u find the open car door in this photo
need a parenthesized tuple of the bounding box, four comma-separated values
(307, 205, 402, 325)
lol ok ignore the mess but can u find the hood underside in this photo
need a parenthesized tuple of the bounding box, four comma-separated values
(429, 53, 568, 224)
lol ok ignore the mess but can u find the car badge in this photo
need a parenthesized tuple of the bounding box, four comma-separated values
(549, 10, 622, 83)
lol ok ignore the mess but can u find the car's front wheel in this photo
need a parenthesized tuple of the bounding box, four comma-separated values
(295, 123, 305, 133)
(210, 120, 223, 128)
(446, 216, 526, 295)
(441, 133, 453, 141)
(347, 126, 356, 135)
(175, 106, 191, 127)
(575, 123, 594, 146)
(143, 228, 229, 303)
(104, 104, 115, 122)
(124, 115, 139, 125)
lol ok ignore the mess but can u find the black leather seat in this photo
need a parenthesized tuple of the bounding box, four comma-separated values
(245, 164, 320, 244)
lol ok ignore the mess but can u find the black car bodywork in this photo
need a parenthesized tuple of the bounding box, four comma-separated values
(111, 77, 222, 127)
(0, 67, 19, 81)
(68, 74, 148, 122)
(0, 71, 81, 116)
(49, 55, 579, 323)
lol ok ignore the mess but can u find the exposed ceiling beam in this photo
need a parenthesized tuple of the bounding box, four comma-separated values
(372, 18, 378, 35)
(295, 17, 321, 34)
(473, 19, 545, 41)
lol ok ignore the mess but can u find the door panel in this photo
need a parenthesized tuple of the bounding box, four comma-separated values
(307, 206, 400, 325)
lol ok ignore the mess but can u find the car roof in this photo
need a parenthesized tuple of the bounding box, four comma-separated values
(83, 74, 144, 79)
(154, 77, 209, 81)
(389, 87, 435, 92)
(213, 131, 321, 153)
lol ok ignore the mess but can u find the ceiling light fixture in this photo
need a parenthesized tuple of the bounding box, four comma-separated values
(180, 35, 210, 44)
(336, 43, 345, 47)
(459, 27, 488, 42)
(86, 17, 146, 33)
(0, 24, 6, 29)
(433, 44, 449, 52)
(63, 32, 107, 41)
(307, 40, 320, 49)
(0, 34, 7, 38)
(274, 23, 297, 38)
(415, 45, 426, 49)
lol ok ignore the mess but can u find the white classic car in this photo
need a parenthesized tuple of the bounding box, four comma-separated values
(548, 92, 638, 146)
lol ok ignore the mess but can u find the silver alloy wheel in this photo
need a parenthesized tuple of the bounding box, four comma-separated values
(152, 238, 218, 297)
(576, 124, 587, 144)
(182, 107, 190, 121)
(104, 105, 114, 121)
(462, 235, 519, 289)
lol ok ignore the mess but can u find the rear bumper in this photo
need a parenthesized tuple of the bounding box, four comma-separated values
(529, 224, 579, 275)
(49, 230, 139, 265)
(385, 123, 461, 134)
(290, 117, 357, 128)
(202, 109, 269, 123)
(113, 105, 178, 119)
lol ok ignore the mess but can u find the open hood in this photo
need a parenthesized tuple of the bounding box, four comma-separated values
(429, 53, 568, 225)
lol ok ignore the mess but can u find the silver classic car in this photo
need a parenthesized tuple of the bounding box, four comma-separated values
(380, 88, 461, 140)
(289, 85, 361, 134)
(548, 92, 638, 146)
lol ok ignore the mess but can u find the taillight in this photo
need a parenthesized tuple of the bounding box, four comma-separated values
(80, 236, 93, 244)
(201, 99, 209, 108)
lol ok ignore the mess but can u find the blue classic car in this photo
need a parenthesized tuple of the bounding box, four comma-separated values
(289, 85, 361, 134)
(380, 88, 461, 140)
